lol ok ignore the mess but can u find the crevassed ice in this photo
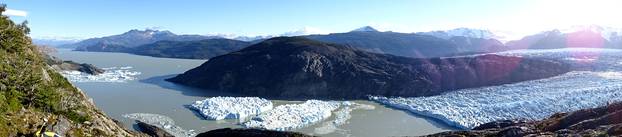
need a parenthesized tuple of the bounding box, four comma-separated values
(189, 97, 273, 121)
(60, 66, 141, 83)
(123, 113, 196, 137)
(244, 100, 341, 131)
(372, 48, 622, 129)
(371, 72, 622, 129)
(371, 71, 622, 129)
(493, 48, 622, 71)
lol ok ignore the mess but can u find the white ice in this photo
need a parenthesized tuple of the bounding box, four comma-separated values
(60, 66, 141, 83)
(123, 113, 196, 137)
(244, 100, 341, 131)
(188, 97, 273, 121)
(372, 48, 622, 129)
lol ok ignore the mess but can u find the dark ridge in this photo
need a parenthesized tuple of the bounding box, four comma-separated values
(167, 37, 570, 99)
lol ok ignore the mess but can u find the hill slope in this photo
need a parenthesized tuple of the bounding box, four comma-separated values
(0, 6, 142, 136)
(167, 37, 570, 99)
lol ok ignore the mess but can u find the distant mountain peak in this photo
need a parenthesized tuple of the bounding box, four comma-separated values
(350, 26, 379, 32)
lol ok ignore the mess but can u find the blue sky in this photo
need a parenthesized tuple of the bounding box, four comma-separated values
(3, 0, 622, 39)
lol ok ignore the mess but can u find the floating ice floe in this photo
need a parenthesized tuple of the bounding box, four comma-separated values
(244, 100, 341, 131)
(371, 71, 622, 129)
(313, 102, 375, 135)
(189, 97, 273, 121)
(123, 113, 196, 137)
(60, 66, 141, 82)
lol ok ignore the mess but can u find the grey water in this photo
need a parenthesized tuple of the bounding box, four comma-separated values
(52, 49, 456, 137)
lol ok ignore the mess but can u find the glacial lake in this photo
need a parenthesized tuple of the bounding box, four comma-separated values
(52, 49, 457, 137)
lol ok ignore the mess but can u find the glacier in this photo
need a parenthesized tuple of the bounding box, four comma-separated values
(123, 113, 196, 137)
(188, 97, 273, 121)
(372, 48, 622, 129)
(492, 48, 622, 71)
(244, 100, 341, 131)
(60, 66, 141, 82)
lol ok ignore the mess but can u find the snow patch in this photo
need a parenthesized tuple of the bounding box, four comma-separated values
(123, 113, 196, 137)
(371, 71, 622, 129)
(60, 66, 141, 82)
(244, 100, 341, 131)
(188, 97, 273, 121)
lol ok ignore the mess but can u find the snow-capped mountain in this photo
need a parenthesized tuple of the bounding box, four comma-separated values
(559, 25, 622, 41)
(417, 28, 497, 40)
(67, 29, 221, 51)
(506, 25, 622, 50)
(32, 37, 82, 46)
(350, 26, 379, 32)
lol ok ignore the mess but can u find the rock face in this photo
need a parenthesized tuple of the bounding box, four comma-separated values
(168, 37, 570, 99)
(44, 54, 105, 75)
(195, 128, 315, 137)
(136, 120, 174, 137)
(427, 102, 622, 136)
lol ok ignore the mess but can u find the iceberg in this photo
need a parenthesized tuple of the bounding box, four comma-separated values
(244, 100, 341, 131)
(188, 97, 273, 120)
(123, 113, 196, 137)
(60, 66, 141, 82)
(371, 71, 622, 129)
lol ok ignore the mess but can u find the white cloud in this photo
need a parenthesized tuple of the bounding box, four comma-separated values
(2, 8, 28, 17)
(280, 26, 330, 36)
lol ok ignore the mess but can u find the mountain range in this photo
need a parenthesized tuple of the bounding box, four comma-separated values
(66, 29, 222, 51)
(46, 25, 622, 60)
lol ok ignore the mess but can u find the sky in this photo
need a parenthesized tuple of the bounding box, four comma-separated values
(2, 0, 622, 39)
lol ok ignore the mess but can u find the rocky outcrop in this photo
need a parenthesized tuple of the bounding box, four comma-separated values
(426, 102, 622, 136)
(136, 120, 174, 137)
(168, 37, 570, 99)
(195, 128, 315, 137)
(44, 54, 105, 75)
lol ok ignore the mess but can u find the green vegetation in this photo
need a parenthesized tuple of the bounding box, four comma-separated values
(0, 4, 91, 134)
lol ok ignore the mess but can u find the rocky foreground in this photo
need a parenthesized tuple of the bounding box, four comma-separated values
(427, 102, 622, 136)
(168, 37, 570, 99)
